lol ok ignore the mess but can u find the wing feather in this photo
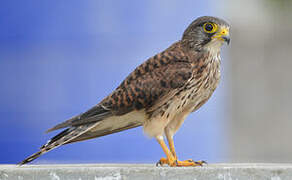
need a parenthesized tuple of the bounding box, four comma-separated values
(46, 105, 112, 133)
(46, 43, 193, 133)
(19, 42, 195, 165)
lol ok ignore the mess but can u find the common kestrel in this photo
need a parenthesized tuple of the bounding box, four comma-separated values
(20, 16, 230, 166)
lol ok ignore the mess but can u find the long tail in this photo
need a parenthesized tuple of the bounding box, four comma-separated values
(18, 123, 98, 165)
(18, 151, 43, 165)
(19, 109, 144, 165)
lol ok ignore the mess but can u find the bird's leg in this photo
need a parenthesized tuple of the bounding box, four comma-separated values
(160, 129, 207, 167)
(156, 135, 177, 167)
(165, 130, 177, 160)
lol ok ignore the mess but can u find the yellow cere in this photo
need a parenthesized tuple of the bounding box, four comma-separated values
(211, 27, 230, 41)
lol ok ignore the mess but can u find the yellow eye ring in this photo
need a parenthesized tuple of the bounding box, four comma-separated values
(203, 23, 217, 33)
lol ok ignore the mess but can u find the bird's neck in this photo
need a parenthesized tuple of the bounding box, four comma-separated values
(181, 38, 223, 56)
(202, 40, 223, 55)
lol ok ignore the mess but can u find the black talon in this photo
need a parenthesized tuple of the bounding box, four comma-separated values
(194, 160, 207, 166)
(201, 160, 208, 165)
(175, 160, 178, 166)
(156, 161, 162, 167)
(194, 161, 203, 166)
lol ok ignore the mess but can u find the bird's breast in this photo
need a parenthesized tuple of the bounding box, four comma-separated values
(178, 53, 221, 113)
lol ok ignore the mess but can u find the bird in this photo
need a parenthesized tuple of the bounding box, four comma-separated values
(19, 16, 230, 166)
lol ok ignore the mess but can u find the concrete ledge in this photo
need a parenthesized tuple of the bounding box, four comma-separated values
(1, 163, 292, 180)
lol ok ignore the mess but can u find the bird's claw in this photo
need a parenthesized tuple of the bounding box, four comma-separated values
(156, 161, 162, 167)
(156, 157, 169, 167)
(193, 160, 207, 166)
(156, 158, 207, 167)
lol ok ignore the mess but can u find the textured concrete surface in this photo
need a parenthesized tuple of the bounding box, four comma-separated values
(1, 163, 292, 180)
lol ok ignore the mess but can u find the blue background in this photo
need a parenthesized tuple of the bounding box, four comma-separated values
(0, 0, 229, 164)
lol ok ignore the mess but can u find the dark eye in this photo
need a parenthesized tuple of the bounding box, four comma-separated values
(203, 22, 217, 33)
(205, 23, 213, 31)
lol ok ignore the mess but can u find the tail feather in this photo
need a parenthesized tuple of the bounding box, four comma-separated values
(46, 105, 111, 133)
(19, 110, 145, 165)
(18, 151, 43, 165)
(19, 123, 99, 165)
(66, 122, 141, 144)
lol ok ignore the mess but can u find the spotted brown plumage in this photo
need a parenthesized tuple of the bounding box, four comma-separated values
(19, 16, 230, 166)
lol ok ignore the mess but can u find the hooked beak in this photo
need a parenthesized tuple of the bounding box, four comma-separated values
(212, 27, 230, 45)
(222, 36, 230, 45)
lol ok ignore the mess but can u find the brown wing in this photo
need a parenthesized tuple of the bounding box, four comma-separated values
(46, 43, 193, 132)
(104, 56, 192, 115)
(20, 43, 194, 165)
(63, 51, 193, 144)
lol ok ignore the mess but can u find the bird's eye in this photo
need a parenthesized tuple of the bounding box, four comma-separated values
(203, 23, 217, 33)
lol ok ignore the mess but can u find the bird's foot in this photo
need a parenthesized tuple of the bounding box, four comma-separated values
(156, 157, 176, 167)
(176, 159, 207, 167)
(156, 158, 206, 167)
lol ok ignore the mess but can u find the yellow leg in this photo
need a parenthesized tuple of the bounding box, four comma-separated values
(157, 133, 207, 167)
(156, 136, 177, 167)
(165, 132, 177, 159)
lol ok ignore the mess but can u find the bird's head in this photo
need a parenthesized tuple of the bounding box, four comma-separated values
(182, 16, 230, 52)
